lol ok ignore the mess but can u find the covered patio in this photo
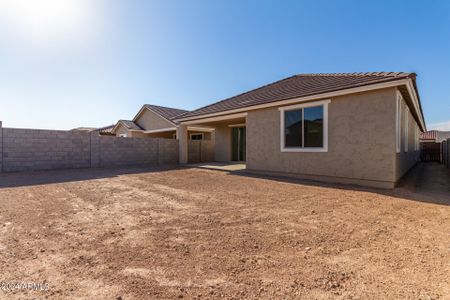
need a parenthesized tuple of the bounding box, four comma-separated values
(176, 112, 247, 164)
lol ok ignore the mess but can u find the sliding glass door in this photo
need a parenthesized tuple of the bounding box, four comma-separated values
(231, 127, 246, 162)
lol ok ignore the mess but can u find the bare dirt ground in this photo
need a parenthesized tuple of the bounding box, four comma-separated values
(0, 163, 449, 299)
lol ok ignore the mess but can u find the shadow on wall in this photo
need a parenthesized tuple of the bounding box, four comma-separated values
(0, 165, 181, 189)
(230, 162, 450, 207)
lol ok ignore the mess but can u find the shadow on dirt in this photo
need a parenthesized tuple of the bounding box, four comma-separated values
(0, 165, 181, 188)
(0, 162, 448, 206)
(230, 162, 450, 206)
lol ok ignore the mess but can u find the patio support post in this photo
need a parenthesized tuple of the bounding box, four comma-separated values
(177, 124, 188, 164)
(0, 121, 2, 173)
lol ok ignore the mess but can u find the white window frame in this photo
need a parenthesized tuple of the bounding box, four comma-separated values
(118, 133, 127, 138)
(279, 99, 330, 153)
(404, 106, 409, 152)
(189, 133, 204, 140)
(396, 93, 402, 153)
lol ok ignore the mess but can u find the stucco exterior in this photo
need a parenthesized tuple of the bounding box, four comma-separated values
(114, 123, 131, 137)
(135, 108, 174, 131)
(214, 125, 232, 161)
(395, 96, 421, 181)
(245, 88, 402, 188)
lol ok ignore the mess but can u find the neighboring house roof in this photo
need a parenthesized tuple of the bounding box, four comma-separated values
(143, 104, 189, 121)
(97, 124, 115, 136)
(111, 120, 143, 134)
(118, 120, 143, 130)
(420, 130, 450, 143)
(71, 127, 97, 132)
(176, 72, 417, 120)
(133, 104, 190, 126)
(420, 130, 437, 141)
(436, 131, 450, 142)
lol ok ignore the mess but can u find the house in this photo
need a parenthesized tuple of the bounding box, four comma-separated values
(420, 130, 450, 143)
(71, 127, 97, 132)
(419, 130, 450, 163)
(96, 124, 116, 136)
(110, 104, 214, 140)
(173, 72, 426, 188)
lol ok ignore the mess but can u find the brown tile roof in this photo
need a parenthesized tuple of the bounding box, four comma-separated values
(143, 104, 189, 121)
(70, 127, 97, 132)
(97, 124, 115, 135)
(178, 72, 416, 119)
(118, 120, 143, 130)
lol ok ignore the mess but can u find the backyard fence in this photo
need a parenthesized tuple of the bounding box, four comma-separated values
(0, 121, 180, 173)
(446, 139, 450, 169)
(420, 142, 441, 162)
(188, 140, 214, 164)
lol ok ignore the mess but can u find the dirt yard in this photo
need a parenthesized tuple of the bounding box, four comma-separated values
(0, 164, 449, 299)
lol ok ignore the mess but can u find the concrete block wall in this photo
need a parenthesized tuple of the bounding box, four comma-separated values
(90, 133, 100, 168)
(0, 125, 180, 172)
(98, 136, 158, 167)
(2, 128, 91, 172)
(158, 139, 179, 165)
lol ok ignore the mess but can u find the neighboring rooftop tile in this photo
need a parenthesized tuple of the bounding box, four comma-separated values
(143, 104, 190, 121)
(97, 124, 116, 135)
(118, 120, 143, 130)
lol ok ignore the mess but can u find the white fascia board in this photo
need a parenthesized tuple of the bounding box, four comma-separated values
(180, 112, 248, 125)
(143, 127, 177, 134)
(404, 79, 426, 131)
(187, 126, 215, 132)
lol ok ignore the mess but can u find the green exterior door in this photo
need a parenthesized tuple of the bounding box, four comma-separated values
(232, 127, 246, 162)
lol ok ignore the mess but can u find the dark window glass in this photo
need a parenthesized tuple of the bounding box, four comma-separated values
(284, 110, 302, 147)
(191, 134, 203, 140)
(304, 106, 323, 147)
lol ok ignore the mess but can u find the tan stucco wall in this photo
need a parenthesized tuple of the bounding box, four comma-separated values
(395, 98, 420, 180)
(214, 125, 232, 161)
(148, 131, 176, 139)
(115, 123, 132, 137)
(246, 88, 399, 186)
(135, 108, 174, 131)
(129, 131, 147, 138)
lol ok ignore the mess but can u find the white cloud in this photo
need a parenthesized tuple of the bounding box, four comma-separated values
(428, 120, 450, 131)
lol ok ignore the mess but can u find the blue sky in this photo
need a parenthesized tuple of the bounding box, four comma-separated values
(0, 0, 449, 130)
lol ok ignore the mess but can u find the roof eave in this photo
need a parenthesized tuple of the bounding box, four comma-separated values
(175, 78, 409, 119)
(132, 105, 177, 126)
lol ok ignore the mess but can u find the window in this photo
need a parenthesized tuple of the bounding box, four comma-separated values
(118, 133, 127, 138)
(190, 133, 204, 140)
(404, 106, 409, 152)
(279, 100, 329, 152)
(396, 94, 402, 153)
